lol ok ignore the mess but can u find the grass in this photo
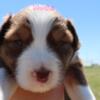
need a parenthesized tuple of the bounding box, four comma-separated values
(84, 67, 100, 100)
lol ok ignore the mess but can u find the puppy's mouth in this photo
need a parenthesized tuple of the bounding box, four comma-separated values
(31, 68, 51, 83)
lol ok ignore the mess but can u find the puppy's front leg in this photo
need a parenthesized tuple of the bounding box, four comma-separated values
(64, 55, 96, 100)
(0, 68, 17, 100)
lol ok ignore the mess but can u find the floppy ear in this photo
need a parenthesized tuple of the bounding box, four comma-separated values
(0, 15, 12, 44)
(64, 20, 96, 100)
(66, 20, 80, 51)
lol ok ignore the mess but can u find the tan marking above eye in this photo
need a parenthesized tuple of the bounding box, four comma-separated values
(64, 30, 73, 42)
(16, 25, 33, 42)
(51, 28, 73, 43)
(50, 17, 74, 44)
(4, 23, 33, 44)
(4, 28, 16, 39)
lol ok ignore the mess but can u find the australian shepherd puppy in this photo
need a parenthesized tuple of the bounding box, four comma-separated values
(0, 5, 95, 100)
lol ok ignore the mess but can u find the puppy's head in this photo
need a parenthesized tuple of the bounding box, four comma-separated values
(0, 5, 80, 93)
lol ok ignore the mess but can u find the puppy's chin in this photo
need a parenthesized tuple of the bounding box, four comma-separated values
(18, 83, 58, 93)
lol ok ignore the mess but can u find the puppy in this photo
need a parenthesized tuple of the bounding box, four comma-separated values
(0, 5, 95, 100)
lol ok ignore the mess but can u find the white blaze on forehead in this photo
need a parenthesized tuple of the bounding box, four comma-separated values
(20, 5, 60, 47)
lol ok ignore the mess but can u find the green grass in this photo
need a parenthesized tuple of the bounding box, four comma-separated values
(84, 67, 100, 100)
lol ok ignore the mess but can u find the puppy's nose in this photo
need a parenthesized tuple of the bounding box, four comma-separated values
(33, 68, 50, 83)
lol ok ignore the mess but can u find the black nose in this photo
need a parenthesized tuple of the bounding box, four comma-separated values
(35, 68, 50, 83)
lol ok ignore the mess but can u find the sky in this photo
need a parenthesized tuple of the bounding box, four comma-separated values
(0, 0, 100, 64)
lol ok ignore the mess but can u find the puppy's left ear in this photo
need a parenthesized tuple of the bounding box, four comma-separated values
(66, 20, 80, 51)
(0, 15, 12, 44)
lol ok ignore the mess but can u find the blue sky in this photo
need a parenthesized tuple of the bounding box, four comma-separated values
(0, 0, 100, 64)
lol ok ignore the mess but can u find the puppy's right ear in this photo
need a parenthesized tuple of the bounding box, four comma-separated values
(0, 15, 12, 44)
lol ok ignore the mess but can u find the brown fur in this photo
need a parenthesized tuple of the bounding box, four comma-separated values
(50, 17, 73, 43)
(47, 17, 80, 68)
(0, 14, 33, 75)
(65, 61, 87, 86)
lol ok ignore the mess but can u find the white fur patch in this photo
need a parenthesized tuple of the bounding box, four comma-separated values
(0, 68, 17, 100)
(65, 85, 96, 100)
(17, 47, 62, 93)
(16, 7, 63, 93)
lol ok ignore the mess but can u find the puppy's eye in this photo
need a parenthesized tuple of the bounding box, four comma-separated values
(8, 39, 23, 48)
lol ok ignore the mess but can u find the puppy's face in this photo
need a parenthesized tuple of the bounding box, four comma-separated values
(0, 6, 79, 93)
